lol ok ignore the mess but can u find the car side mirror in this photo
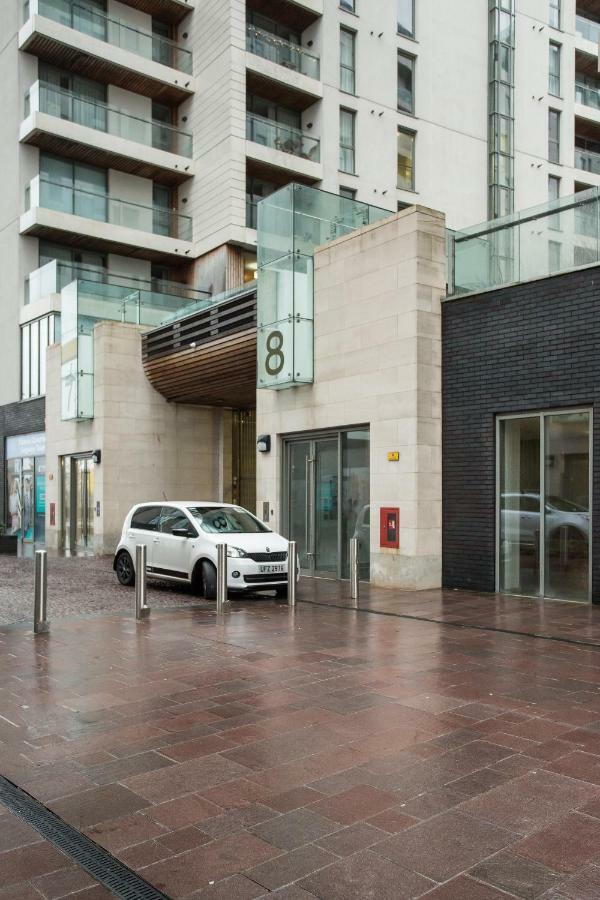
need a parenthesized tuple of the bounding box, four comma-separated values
(172, 527, 194, 538)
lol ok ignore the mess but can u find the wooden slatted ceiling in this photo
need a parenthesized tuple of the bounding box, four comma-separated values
(22, 222, 191, 264)
(22, 31, 193, 104)
(142, 289, 258, 409)
(119, 0, 194, 25)
(22, 129, 192, 187)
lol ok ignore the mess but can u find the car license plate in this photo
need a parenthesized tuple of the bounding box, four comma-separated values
(258, 564, 285, 574)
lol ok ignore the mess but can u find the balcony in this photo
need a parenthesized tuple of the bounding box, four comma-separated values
(246, 25, 322, 108)
(576, 78, 600, 110)
(116, 0, 194, 25)
(20, 0, 194, 103)
(246, 112, 321, 181)
(576, 145, 600, 176)
(576, 14, 600, 45)
(21, 176, 193, 261)
(21, 82, 192, 185)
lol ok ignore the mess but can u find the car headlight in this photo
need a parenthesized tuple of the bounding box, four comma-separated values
(227, 546, 247, 558)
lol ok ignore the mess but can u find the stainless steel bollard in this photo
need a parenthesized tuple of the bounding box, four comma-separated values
(135, 544, 150, 620)
(216, 543, 228, 612)
(287, 541, 297, 607)
(350, 538, 359, 604)
(34, 549, 49, 634)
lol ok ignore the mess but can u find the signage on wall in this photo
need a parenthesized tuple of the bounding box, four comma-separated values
(35, 476, 46, 514)
(5, 432, 46, 460)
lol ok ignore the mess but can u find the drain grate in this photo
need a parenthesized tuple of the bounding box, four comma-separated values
(0, 775, 170, 900)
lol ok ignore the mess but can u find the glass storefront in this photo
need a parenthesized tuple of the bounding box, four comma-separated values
(498, 410, 591, 602)
(5, 432, 46, 546)
(284, 428, 370, 580)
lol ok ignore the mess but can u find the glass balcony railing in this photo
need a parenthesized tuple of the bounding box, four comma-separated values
(25, 259, 205, 305)
(25, 176, 192, 241)
(246, 25, 320, 80)
(576, 14, 600, 44)
(575, 145, 600, 175)
(575, 78, 600, 110)
(25, 0, 193, 75)
(246, 113, 320, 163)
(61, 277, 209, 420)
(25, 82, 193, 157)
(449, 187, 600, 295)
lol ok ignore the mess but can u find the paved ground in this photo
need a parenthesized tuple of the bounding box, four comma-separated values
(4, 593, 600, 897)
(0, 556, 209, 626)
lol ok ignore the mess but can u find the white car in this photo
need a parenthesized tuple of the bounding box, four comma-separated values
(113, 501, 296, 599)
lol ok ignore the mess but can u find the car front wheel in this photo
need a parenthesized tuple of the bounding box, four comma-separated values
(202, 560, 217, 600)
(115, 550, 135, 586)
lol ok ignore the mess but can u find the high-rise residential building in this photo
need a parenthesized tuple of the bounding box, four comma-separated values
(1, 0, 599, 558)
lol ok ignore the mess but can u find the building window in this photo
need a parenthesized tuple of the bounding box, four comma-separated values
(397, 127, 415, 190)
(397, 0, 415, 37)
(21, 314, 60, 400)
(548, 42, 561, 96)
(549, 0, 560, 28)
(548, 108, 560, 163)
(339, 108, 356, 174)
(548, 174, 560, 230)
(397, 51, 414, 114)
(340, 0, 355, 12)
(340, 187, 356, 200)
(340, 27, 356, 94)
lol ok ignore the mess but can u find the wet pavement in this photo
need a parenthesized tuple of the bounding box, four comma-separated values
(3, 580, 600, 897)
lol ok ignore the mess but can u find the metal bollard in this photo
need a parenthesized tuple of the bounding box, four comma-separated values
(287, 541, 297, 607)
(34, 549, 49, 634)
(135, 544, 150, 620)
(350, 538, 359, 604)
(216, 543, 228, 612)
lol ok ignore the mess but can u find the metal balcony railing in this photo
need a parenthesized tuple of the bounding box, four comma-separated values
(576, 14, 600, 44)
(575, 78, 600, 111)
(246, 113, 320, 162)
(25, 176, 192, 241)
(246, 24, 320, 80)
(25, 0, 193, 74)
(25, 82, 192, 156)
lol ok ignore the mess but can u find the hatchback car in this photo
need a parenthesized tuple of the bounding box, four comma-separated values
(113, 502, 296, 599)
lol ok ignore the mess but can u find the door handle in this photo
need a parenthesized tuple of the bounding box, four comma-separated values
(306, 456, 315, 557)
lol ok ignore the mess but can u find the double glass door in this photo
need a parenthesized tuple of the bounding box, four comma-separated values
(285, 430, 370, 579)
(498, 410, 591, 602)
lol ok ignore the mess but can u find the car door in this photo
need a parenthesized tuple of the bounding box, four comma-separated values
(155, 506, 197, 579)
(127, 505, 161, 569)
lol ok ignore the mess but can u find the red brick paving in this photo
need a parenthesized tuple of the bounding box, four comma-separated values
(5, 583, 600, 896)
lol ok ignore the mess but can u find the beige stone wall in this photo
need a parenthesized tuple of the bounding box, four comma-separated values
(45, 322, 225, 556)
(256, 206, 446, 590)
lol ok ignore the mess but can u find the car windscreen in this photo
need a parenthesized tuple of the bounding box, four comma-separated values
(187, 506, 271, 534)
(546, 495, 588, 513)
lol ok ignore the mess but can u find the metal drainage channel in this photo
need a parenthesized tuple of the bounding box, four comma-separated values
(0, 775, 169, 900)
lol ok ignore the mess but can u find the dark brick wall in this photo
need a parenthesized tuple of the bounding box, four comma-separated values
(442, 265, 600, 600)
(0, 398, 45, 526)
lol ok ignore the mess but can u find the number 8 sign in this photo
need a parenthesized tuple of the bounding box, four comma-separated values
(265, 330, 285, 376)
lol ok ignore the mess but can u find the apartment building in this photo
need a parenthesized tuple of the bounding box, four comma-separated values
(1, 0, 599, 561)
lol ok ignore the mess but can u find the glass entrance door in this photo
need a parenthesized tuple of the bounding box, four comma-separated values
(74, 457, 94, 553)
(285, 429, 369, 579)
(498, 410, 591, 602)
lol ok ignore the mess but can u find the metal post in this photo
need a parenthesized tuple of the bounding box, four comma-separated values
(350, 538, 359, 604)
(216, 543, 228, 612)
(287, 541, 297, 607)
(34, 549, 49, 634)
(135, 544, 150, 620)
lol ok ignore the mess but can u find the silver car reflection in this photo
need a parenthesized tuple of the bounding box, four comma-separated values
(501, 492, 589, 548)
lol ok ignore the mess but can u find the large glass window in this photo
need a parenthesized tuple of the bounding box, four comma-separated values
(21, 315, 60, 400)
(397, 0, 415, 37)
(548, 173, 560, 230)
(340, 0, 355, 11)
(498, 411, 590, 602)
(339, 108, 356, 174)
(549, 0, 560, 28)
(549, 42, 561, 96)
(397, 127, 415, 190)
(397, 51, 415, 113)
(40, 153, 107, 221)
(340, 27, 356, 95)
(548, 109, 560, 163)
